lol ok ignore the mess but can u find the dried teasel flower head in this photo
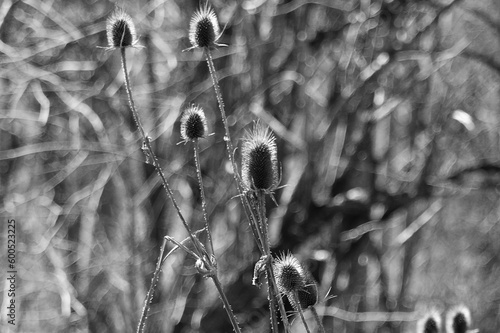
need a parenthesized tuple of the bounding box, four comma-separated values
(180, 105, 208, 142)
(274, 253, 305, 295)
(417, 309, 442, 333)
(106, 9, 139, 49)
(273, 253, 318, 311)
(446, 305, 472, 333)
(188, 2, 222, 49)
(241, 122, 278, 192)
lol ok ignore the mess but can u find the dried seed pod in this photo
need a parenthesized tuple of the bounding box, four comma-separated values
(273, 253, 318, 311)
(446, 305, 471, 333)
(189, 3, 221, 49)
(417, 310, 441, 333)
(180, 105, 208, 142)
(106, 9, 138, 49)
(241, 123, 278, 192)
(274, 253, 305, 295)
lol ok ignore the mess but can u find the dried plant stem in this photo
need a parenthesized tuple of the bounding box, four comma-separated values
(204, 47, 289, 332)
(136, 237, 170, 333)
(204, 48, 265, 255)
(257, 192, 291, 333)
(120, 48, 202, 256)
(193, 141, 214, 256)
(311, 306, 326, 333)
(211, 275, 242, 333)
(193, 142, 242, 333)
(121, 48, 241, 333)
(292, 292, 311, 333)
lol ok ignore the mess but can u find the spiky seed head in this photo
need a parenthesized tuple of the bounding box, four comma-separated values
(180, 105, 208, 142)
(297, 275, 319, 310)
(189, 3, 221, 48)
(274, 253, 305, 294)
(446, 305, 471, 333)
(106, 9, 138, 49)
(417, 310, 442, 333)
(241, 123, 278, 192)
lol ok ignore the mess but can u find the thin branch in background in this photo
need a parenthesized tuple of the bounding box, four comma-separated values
(317, 305, 421, 322)
(394, 198, 443, 247)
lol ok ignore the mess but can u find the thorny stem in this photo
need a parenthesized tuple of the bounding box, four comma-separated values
(193, 141, 215, 256)
(120, 48, 203, 258)
(205, 47, 290, 332)
(204, 48, 265, 255)
(136, 237, 169, 333)
(204, 49, 238, 186)
(211, 275, 242, 333)
(121, 47, 241, 333)
(311, 306, 326, 333)
(257, 191, 291, 333)
(292, 292, 311, 333)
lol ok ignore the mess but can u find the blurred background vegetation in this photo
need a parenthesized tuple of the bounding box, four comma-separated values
(1, 0, 499, 332)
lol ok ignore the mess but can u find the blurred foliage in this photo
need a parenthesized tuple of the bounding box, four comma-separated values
(1, 0, 499, 332)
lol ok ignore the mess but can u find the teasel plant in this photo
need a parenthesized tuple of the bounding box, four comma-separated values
(445, 305, 478, 333)
(185, 2, 292, 332)
(273, 253, 325, 333)
(100, 8, 242, 333)
(416, 309, 442, 333)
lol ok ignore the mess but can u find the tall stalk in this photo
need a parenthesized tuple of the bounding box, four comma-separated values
(292, 291, 312, 333)
(204, 48, 267, 257)
(120, 48, 202, 256)
(193, 141, 214, 256)
(205, 47, 290, 332)
(311, 306, 326, 333)
(120, 47, 241, 333)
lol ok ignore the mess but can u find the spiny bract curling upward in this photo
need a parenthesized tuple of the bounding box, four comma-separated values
(273, 253, 319, 311)
(106, 9, 138, 49)
(417, 310, 441, 333)
(241, 123, 278, 192)
(188, 3, 221, 49)
(446, 305, 471, 333)
(180, 105, 208, 142)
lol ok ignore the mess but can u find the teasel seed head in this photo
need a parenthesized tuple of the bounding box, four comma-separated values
(274, 253, 305, 295)
(417, 310, 442, 333)
(273, 253, 319, 311)
(180, 105, 208, 142)
(241, 123, 279, 192)
(446, 305, 471, 333)
(106, 9, 139, 49)
(189, 3, 221, 49)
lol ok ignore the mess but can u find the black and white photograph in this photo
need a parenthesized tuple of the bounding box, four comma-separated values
(0, 0, 499, 332)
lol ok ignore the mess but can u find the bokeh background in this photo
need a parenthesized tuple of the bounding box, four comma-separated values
(1, 0, 499, 332)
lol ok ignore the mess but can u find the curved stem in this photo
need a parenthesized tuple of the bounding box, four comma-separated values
(204, 48, 265, 255)
(257, 191, 291, 332)
(193, 141, 214, 256)
(292, 292, 311, 333)
(120, 47, 203, 257)
(311, 306, 326, 333)
(204, 47, 289, 332)
(211, 275, 242, 333)
(136, 237, 172, 333)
